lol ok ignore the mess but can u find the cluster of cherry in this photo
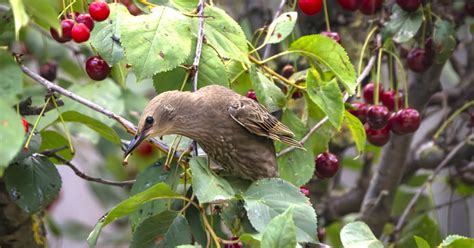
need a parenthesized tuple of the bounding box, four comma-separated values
(349, 83, 421, 146)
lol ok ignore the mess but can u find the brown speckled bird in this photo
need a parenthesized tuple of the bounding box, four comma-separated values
(124, 85, 303, 181)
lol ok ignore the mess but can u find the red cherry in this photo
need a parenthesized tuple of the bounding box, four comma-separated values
(381, 90, 404, 111)
(21, 117, 29, 133)
(363, 83, 384, 104)
(39, 61, 58, 82)
(89, 1, 110, 21)
(76, 14, 94, 31)
(390, 108, 421, 135)
(50, 19, 75, 43)
(365, 123, 391, 146)
(292, 90, 304, 99)
(85, 55, 111, 81)
(71, 23, 91, 43)
(224, 237, 242, 248)
(467, 0, 474, 16)
(136, 142, 155, 157)
(246, 90, 258, 101)
(348, 102, 368, 123)
(298, 0, 323, 15)
(396, 0, 421, 12)
(337, 0, 361, 11)
(320, 31, 342, 44)
(367, 105, 390, 129)
(300, 186, 310, 197)
(281, 64, 294, 78)
(359, 0, 383, 15)
(315, 152, 340, 178)
(407, 48, 433, 73)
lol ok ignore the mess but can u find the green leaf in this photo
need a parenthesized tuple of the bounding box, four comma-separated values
(399, 214, 442, 248)
(441, 235, 474, 248)
(0, 99, 24, 167)
(170, 0, 198, 12)
(200, 6, 249, 64)
(263, 12, 297, 45)
(344, 110, 366, 154)
(240, 233, 262, 248)
(4, 155, 62, 213)
(340, 221, 383, 248)
(261, 207, 297, 248)
(277, 110, 314, 186)
(40, 130, 74, 162)
(159, 215, 192, 247)
(120, 6, 193, 80)
(189, 157, 235, 203)
(306, 71, 344, 129)
(249, 66, 287, 113)
(58, 111, 121, 144)
(90, 3, 131, 65)
(110, 60, 129, 88)
(0, 49, 22, 106)
(414, 236, 430, 248)
(9, 0, 28, 40)
(306, 97, 333, 155)
(227, 59, 252, 95)
(87, 183, 180, 247)
(433, 19, 456, 64)
(383, 5, 423, 43)
(243, 178, 317, 243)
(290, 34, 356, 94)
(23, 0, 60, 31)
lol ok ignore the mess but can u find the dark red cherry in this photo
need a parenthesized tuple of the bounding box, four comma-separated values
(381, 90, 404, 111)
(76, 14, 94, 31)
(348, 102, 368, 123)
(320, 31, 342, 44)
(390, 108, 421, 135)
(224, 237, 242, 248)
(407, 48, 433, 73)
(89, 1, 110, 21)
(337, 0, 361, 11)
(85, 55, 111, 81)
(365, 123, 391, 146)
(136, 142, 155, 157)
(71, 23, 90, 43)
(298, 0, 323, 15)
(39, 61, 58, 81)
(467, 0, 474, 16)
(363, 83, 384, 104)
(50, 19, 75, 43)
(359, 0, 383, 15)
(292, 90, 304, 99)
(246, 90, 258, 101)
(367, 105, 390, 129)
(281, 64, 294, 78)
(315, 152, 340, 178)
(396, 0, 421, 12)
(300, 186, 310, 197)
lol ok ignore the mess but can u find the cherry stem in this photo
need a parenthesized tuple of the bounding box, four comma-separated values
(323, 0, 331, 32)
(420, 4, 427, 48)
(433, 101, 474, 140)
(357, 26, 378, 98)
(24, 97, 51, 150)
(51, 95, 75, 154)
(375, 48, 383, 105)
(382, 49, 409, 108)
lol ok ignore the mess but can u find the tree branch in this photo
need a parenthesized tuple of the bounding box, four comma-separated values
(16, 96, 64, 116)
(278, 55, 377, 157)
(191, 0, 206, 92)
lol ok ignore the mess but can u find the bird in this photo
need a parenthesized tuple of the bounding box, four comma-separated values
(124, 85, 304, 181)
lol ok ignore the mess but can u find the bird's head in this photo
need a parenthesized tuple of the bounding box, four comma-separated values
(124, 91, 180, 157)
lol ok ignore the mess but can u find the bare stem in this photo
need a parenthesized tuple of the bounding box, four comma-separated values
(262, 0, 287, 59)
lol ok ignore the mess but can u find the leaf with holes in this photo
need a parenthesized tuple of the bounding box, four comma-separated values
(263, 12, 297, 45)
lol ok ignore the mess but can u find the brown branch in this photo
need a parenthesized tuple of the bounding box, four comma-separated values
(50, 154, 135, 187)
(278, 55, 377, 157)
(16, 96, 64, 116)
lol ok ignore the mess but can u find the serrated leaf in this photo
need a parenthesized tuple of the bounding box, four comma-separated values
(40, 130, 74, 162)
(23, 0, 60, 31)
(4, 155, 62, 213)
(306, 71, 344, 129)
(290, 34, 356, 94)
(263, 12, 297, 45)
(0, 49, 22, 106)
(441, 235, 474, 248)
(57, 111, 121, 144)
(243, 178, 317, 243)
(200, 6, 249, 64)
(0, 98, 24, 167)
(261, 207, 297, 248)
(344, 110, 366, 154)
(9, 0, 28, 40)
(433, 19, 456, 64)
(120, 6, 192, 80)
(189, 157, 235, 203)
(277, 110, 314, 186)
(91, 3, 130, 65)
(87, 183, 180, 247)
(340, 221, 383, 248)
(249, 66, 286, 113)
(384, 5, 423, 43)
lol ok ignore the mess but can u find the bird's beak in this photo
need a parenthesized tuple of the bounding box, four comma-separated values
(124, 132, 146, 157)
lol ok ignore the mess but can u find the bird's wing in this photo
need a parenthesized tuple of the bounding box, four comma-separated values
(228, 98, 305, 149)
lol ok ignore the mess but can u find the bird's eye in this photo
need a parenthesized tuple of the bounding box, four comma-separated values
(145, 116, 154, 125)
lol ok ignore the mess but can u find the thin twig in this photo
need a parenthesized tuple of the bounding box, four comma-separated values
(262, 0, 287, 59)
(394, 138, 469, 234)
(50, 154, 135, 187)
(191, 0, 206, 92)
(277, 55, 377, 157)
(16, 58, 181, 159)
